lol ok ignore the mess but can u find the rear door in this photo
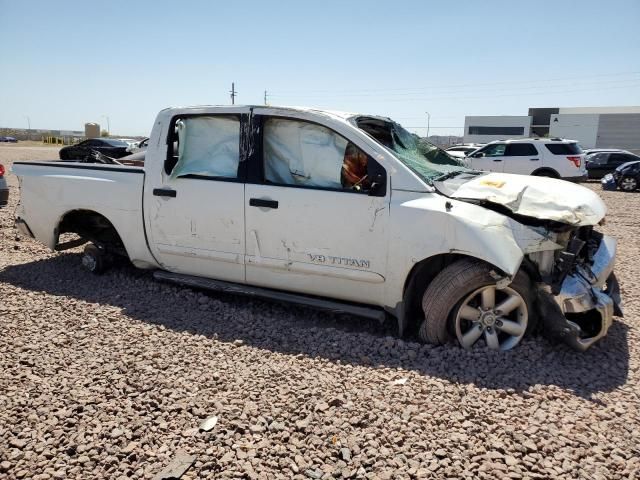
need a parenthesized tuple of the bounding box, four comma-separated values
(144, 108, 249, 283)
(469, 143, 506, 172)
(244, 112, 389, 305)
(503, 143, 539, 175)
(586, 153, 609, 178)
(72, 140, 96, 159)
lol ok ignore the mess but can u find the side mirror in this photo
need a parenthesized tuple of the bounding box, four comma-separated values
(368, 173, 386, 196)
(470, 152, 483, 158)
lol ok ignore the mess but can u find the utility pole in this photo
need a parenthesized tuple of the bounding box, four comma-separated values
(230, 82, 236, 105)
(101, 115, 110, 136)
(25, 116, 31, 141)
(264, 90, 268, 106)
(425, 111, 431, 139)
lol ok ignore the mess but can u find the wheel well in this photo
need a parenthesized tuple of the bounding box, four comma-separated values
(57, 210, 127, 256)
(400, 253, 540, 337)
(531, 167, 560, 178)
(401, 253, 471, 334)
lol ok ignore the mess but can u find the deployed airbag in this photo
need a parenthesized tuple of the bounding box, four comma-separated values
(171, 117, 240, 179)
(264, 118, 348, 188)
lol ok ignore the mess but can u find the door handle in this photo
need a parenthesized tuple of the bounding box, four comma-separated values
(530, 158, 540, 161)
(492, 159, 502, 162)
(153, 188, 177, 198)
(249, 198, 278, 209)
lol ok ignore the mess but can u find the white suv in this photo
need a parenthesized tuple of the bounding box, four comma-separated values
(467, 138, 586, 180)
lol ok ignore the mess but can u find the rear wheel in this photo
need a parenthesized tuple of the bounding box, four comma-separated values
(81, 244, 109, 274)
(619, 176, 638, 192)
(419, 259, 535, 350)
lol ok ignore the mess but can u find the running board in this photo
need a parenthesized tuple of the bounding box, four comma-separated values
(153, 270, 386, 322)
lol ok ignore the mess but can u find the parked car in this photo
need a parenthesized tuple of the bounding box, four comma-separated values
(584, 148, 626, 155)
(586, 150, 640, 179)
(602, 160, 640, 192)
(126, 137, 149, 153)
(117, 139, 139, 149)
(444, 144, 484, 159)
(0, 136, 18, 143)
(0, 163, 8, 207)
(13, 106, 621, 352)
(59, 138, 130, 160)
(467, 138, 586, 180)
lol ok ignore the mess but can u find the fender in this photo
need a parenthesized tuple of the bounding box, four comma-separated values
(384, 194, 562, 310)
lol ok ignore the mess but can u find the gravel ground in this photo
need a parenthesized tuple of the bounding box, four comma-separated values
(0, 145, 638, 479)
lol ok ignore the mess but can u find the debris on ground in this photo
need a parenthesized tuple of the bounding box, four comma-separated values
(152, 451, 196, 480)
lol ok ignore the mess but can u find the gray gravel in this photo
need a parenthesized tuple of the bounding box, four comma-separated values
(1, 145, 639, 479)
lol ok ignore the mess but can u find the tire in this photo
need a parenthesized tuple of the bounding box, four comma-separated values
(81, 244, 108, 274)
(532, 169, 559, 178)
(619, 176, 638, 192)
(418, 259, 536, 350)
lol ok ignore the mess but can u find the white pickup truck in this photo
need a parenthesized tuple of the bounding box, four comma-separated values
(13, 106, 622, 351)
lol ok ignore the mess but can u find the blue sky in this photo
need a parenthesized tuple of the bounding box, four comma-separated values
(1, 0, 639, 136)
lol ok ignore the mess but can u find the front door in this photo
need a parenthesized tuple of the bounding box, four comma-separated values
(244, 114, 389, 305)
(144, 109, 248, 283)
(470, 143, 506, 172)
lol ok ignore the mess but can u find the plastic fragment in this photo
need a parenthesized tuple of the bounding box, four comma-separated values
(152, 450, 196, 480)
(199, 415, 218, 432)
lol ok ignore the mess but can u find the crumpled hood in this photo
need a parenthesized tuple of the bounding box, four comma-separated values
(449, 172, 606, 226)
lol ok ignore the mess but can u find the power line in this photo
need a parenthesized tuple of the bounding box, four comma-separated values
(269, 82, 640, 104)
(267, 71, 640, 96)
(268, 77, 640, 100)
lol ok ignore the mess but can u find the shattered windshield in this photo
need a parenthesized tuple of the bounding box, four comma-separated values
(355, 116, 473, 182)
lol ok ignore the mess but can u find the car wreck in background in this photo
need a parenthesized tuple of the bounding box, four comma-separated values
(12, 106, 622, 351)
(58, 138, 130, 161)
(602, 160, 640, 192)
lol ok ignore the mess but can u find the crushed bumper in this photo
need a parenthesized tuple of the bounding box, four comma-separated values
(536, 235, 622, 351)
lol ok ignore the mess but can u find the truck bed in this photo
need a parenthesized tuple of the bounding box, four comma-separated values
(12, 160, 156, 268)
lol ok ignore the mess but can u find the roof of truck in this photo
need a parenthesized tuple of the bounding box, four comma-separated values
(161, 105, 387, 122)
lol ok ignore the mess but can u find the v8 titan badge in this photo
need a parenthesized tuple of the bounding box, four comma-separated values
(308, 254, 370, 269)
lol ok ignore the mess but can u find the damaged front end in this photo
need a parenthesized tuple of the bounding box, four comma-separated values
(529, 228, 622, 351)
(437, 171, 622, 351)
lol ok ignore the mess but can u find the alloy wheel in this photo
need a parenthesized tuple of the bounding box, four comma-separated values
(620, 177, 638, 191)
(454, 285, 528, 350)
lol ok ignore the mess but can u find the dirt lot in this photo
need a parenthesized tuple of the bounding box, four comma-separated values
(0, 145, 638, 479)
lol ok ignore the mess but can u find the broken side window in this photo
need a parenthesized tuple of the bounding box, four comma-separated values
(169, 116, 240, 179)
(263, 118, 371, 191)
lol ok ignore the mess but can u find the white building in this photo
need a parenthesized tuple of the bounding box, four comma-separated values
(463, 116, 532, 144)
(464, 106, 640, 153)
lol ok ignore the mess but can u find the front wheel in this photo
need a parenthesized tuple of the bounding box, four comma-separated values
(619, 176, 638, 192)
(419, 259, 535, 350)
